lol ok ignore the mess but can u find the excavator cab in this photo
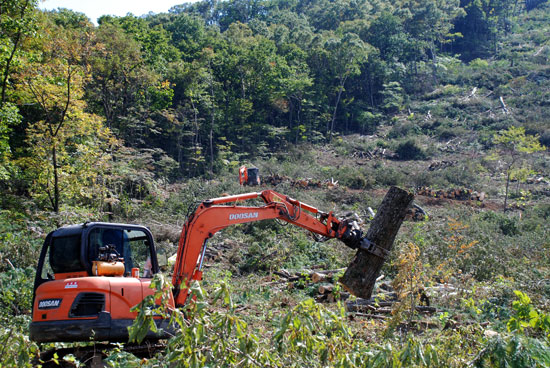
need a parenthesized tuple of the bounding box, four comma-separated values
(238, 165, 260, 186)
(30, 222, 170, 343)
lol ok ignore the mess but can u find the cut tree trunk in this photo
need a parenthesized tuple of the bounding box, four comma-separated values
(340, 186, 414, 299)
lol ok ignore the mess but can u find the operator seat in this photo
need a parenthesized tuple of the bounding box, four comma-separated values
(101, 228, 133, 273)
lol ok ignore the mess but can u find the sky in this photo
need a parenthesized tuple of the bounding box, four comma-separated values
(40, 0, 189, 24)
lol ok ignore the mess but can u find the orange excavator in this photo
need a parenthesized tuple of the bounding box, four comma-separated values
(30, 190, 381, 343)
(238, 165, 260, 186)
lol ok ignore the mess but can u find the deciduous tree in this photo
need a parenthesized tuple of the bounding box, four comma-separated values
(0, 0, 38, 105)
(18, 16, 118, 212)
(492, 126, 545, 210)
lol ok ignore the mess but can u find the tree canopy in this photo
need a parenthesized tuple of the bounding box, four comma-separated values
(0, 0, 548, 210)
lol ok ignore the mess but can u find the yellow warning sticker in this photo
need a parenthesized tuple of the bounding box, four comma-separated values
(272, 194, 284, 203)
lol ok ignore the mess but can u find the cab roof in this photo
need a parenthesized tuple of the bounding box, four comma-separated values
(50, 222, 150, 238)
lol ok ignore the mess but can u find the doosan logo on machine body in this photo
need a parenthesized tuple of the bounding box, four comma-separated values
(229, 212, 259, 220)
(38, 299, 62, 309)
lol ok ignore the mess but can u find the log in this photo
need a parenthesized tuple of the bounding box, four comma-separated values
(340, 186, 414, 299)
(353, 313, 388, 320)
(318, 284, 334, 294)
(325, 291, 350, 303)
(312, 272, 332, 283)
(274, 270, 292, 279)
(313, 268, 346, 274)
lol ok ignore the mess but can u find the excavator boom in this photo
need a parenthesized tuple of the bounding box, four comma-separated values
(171, 190, 358, 305)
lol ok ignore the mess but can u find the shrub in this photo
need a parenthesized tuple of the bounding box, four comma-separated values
(442, 164, 480, 187)
(388, 122, 422, 139)
(395, 140, 426, 160)
(473, 291, 550, 367)
(381, 81, 404, 113)
(0, 268, 34, 318)
(0, 210, 50, 271)
(478, 211, 520, 236)
(372, 165, 406, 186)
(539, 129, 550, 147)
(357, 111, 383, 134)
(469, 58, 490, 69)
(125, 277, 450, 368)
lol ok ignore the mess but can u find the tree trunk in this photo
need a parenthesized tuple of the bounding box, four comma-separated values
(209, 68, 215, 179)
(340, 186, 414, 299)
(1, 0, 31, 105)
(209, 124, 214, 179)
(504, 170, 511, 211)
(329, 75, 347, 141)
(52, 144, 59, 213)
(430, 44, 438, 85)
(1, 32, 20, 106)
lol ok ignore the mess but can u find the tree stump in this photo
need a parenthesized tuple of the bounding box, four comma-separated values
(340, 186, 414, 299)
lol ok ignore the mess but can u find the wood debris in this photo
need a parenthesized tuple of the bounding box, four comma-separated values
(351, 147, 398, 161)
(499, 96, 509, 114)
(262, 174, 339, 189)
(428, 160, 457, 171)
(417, 187, 485, 202)
(405, 204, 427, 221)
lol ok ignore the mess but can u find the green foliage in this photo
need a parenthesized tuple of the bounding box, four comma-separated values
(322, 165, 371, 189)
(479, 211, 519, 236)
(381, 81, 404, 114)
(0, 102, 21, 179)
(0, 267, 34, 318)
(0, 210, 43, 271)
(0, 0, 39, 103)
(2, 0, 548, 180)
(388, 122, 422, 139)
(493, 126, 545, 155)
(372, 164, 406, 186)
(125, 277, 453, 368)
(357, 111, 383, 134)
(507, 291, 550, 337)
(395, 139, 427, 160)
(0, 321, 38, 368)
(491, 126, 546, 210)
(1, 0, 550, 366)
(128, 274, 173, 343)
(470, 58, 490, 69)
(473, 291, 550, 367)
(0, 103, 20, 153)
(473, 335, 550, 367)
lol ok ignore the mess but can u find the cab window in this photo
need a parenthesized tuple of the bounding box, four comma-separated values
(88, 227, 153, 277)
(125, 230, 154, 277)
(50, 235, 84, 273)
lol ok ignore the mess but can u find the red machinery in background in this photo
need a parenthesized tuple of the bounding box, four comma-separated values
(239, 165, 260, 186)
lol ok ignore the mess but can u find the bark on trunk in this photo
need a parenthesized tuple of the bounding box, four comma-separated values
(504, 170, 511, 211)
(52, 144, 59, 213)
(340, 186, 414, 299)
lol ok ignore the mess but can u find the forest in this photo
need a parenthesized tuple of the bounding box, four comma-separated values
(1, 0, 550, 366)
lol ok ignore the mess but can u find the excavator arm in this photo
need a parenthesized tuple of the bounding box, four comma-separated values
(171, 190, 376, 306)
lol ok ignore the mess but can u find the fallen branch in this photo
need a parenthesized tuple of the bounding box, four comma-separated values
(499, 96, 509, 114)
(346, 301, 436, 314)
(5, 259, 15, 270)
(353, 313, 387, 320)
